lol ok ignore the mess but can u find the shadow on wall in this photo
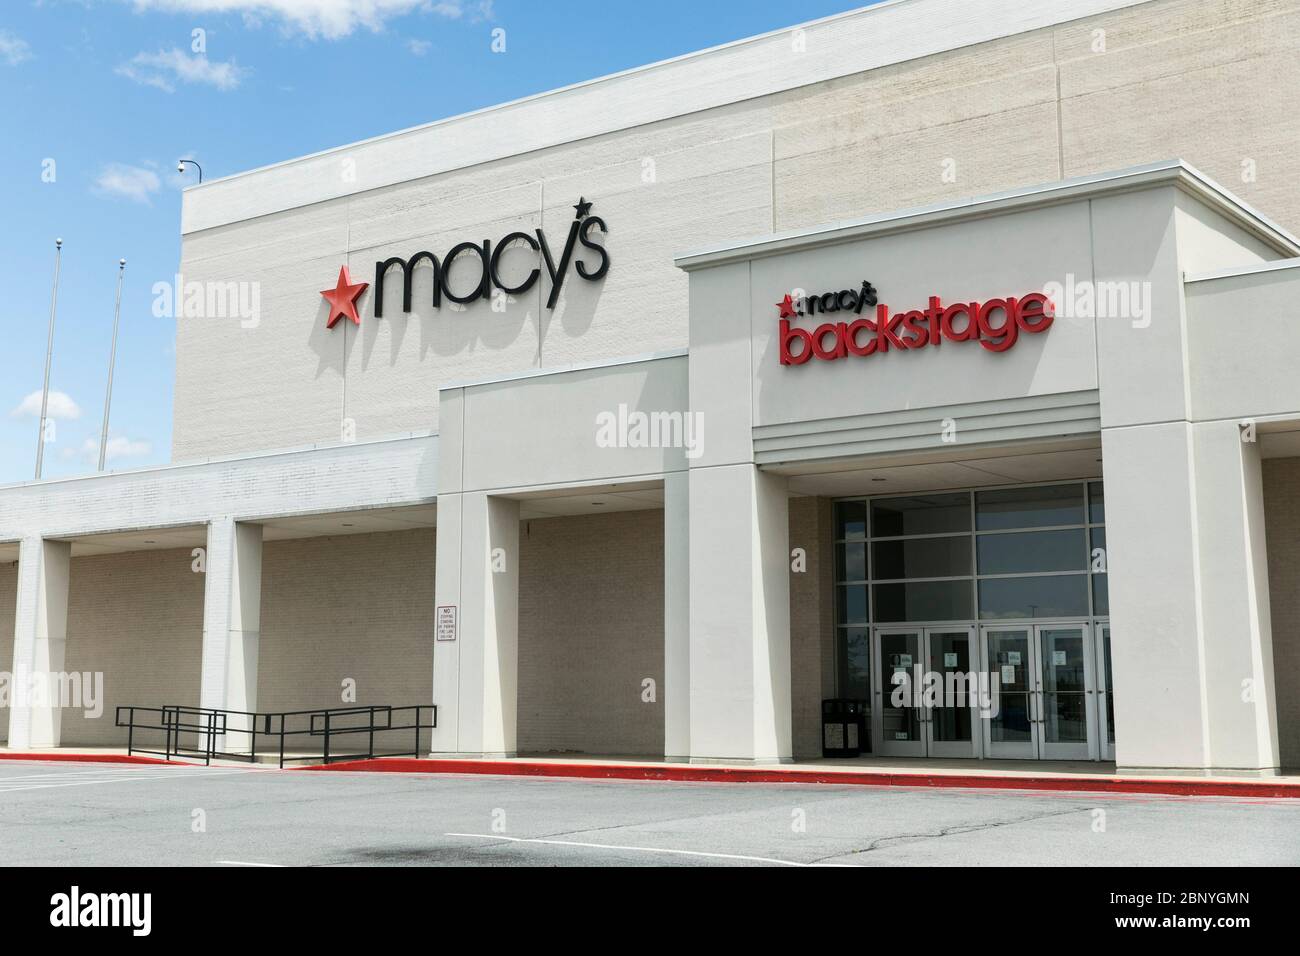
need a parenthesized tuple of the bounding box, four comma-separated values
(0, 562, 16, 743)
(256, 528, 437, 716)
(518, 509, 664, 757)
(1263, 458, 1300, 771)
(61, 549, 205, 747)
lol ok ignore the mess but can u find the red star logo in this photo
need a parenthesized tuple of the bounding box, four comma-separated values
(321, 266, 369, 329)
(777, 294, 798, 319)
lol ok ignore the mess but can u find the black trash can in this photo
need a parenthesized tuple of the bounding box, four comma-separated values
(822, 698, 868, 758)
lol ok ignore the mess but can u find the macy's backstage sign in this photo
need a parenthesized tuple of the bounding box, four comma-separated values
(776, 281, 1054, 365)
(320, 197, 610, 328)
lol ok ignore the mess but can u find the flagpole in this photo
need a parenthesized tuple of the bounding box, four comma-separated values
(98, 258, 126, 472)
(34, 238, 63, 480)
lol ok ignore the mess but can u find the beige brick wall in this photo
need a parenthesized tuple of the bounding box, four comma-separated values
(257, 530, 436, 733)
(516, 503, 833, 758)
(174, 0, 1300, 462)
(22, 517, 833, 756)
(1264, 458, 1300, 770)
(61, 549, 205, 747)
(789, 496, 835, 760)
(518, 510, 664, 756)
(0, 562, 16, 742)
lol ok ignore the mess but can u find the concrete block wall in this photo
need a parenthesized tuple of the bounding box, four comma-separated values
(1264, 457, 1300, 770)
(517, 510, 664, 756)
(0, 562, 16, 742)
(174, 0, 1300, 464)
(788, 496, 834, 760)
(774, 0, 1300, 233)
(61, 549, 205, 746)
(257, 530, 436, 724)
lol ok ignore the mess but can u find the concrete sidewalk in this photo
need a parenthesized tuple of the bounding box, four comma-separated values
(292, 754, 1300, 798)
(5, 746, 1295, 798)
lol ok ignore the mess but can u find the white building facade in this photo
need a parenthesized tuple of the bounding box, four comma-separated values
(4, 0, 1300, 774)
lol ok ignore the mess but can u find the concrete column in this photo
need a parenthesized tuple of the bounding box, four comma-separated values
(430, 492, 519, 757)
(688, 464, 791, 763)
(1104, 420, 1279, 774)
(199, 518, 262, 753)
(430, 493, 463, 756)
(7, 537, 71, 749)
(1193, 420, 1279, 770)
(663, 471, 690, 761)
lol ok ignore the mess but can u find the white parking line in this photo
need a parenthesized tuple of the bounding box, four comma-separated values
(216, 860, 284, 867)
(0, 769, 258, 793)
(445, 832, 854, 867)
(0, 766, 197, 781)
(0, 770, 149, 781)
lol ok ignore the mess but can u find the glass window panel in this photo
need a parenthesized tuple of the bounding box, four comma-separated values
(1092, 573, 1109, 616)
(872, 535, 971, 580)
(873, 580, 972, 623)
(838, 627, 870, 700)
(835, 501, 867, 539)
(1090, 526, 1107, 572)
(977, 529, 1086, 575)
(871, 493, 970, 537)
(836, 542, 867, 582)
(975, 484, 1085, 531)
(977, 574, 1089, 619)
(836, 584, 868, 625)
(1088, 482, 1105, 524)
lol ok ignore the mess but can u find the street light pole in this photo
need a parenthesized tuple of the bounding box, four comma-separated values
(34, 238, 63, 480)
(98, 258, 127, 472)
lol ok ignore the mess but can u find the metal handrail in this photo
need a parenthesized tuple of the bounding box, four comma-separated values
(115, 703, 437, 768)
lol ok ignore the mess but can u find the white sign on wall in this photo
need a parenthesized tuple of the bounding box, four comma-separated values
(436, 605, 458, 642)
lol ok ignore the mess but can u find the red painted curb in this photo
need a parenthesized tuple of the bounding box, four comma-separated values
(0, 752, 181, 767)
(296, 757, 1300, 798)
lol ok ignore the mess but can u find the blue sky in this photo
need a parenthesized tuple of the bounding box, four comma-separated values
(0, 0, 871, 485)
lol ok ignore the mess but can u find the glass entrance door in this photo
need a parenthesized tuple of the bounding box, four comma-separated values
(1096, 623, 1114, 761)
(1038, 624, 1095, 760)
(980, 623, 1097, 759)
(981, 626, 1036, 758)
(924, 628, 978, 758)
(874, 627, 978, 758)
(874, 629, 924, 756)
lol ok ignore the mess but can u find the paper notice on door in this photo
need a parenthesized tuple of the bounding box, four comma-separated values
(1001, 664, 1016, 684)
(944, 652, 958, 668)
(1007, 651, 1022, 665)
(899, 654, 913, 666)
(1053, 650, 1068, 666)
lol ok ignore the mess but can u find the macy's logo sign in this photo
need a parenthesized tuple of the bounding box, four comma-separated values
(777, 284, 1054, 365)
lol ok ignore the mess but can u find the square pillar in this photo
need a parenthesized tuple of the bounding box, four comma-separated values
(663, 472, 691, 761)
(7, 537, 71, 749)
(431, 492, 519, 757)
(687, 464, 791, 763)
(199, 518, 262, 752)
(1192, 420, 1279, 770)
(1104, 420, 1279, 774)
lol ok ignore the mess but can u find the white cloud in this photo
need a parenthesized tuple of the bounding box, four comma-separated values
(406, 38, 431, 56)
(125, 1, 493, 40)
(78, 435, 153, 463)
(0, 30, 31, 66)
(93, 163, 162, 203)
(11, 391, 82, 420)
(116, 48, 248, 92)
